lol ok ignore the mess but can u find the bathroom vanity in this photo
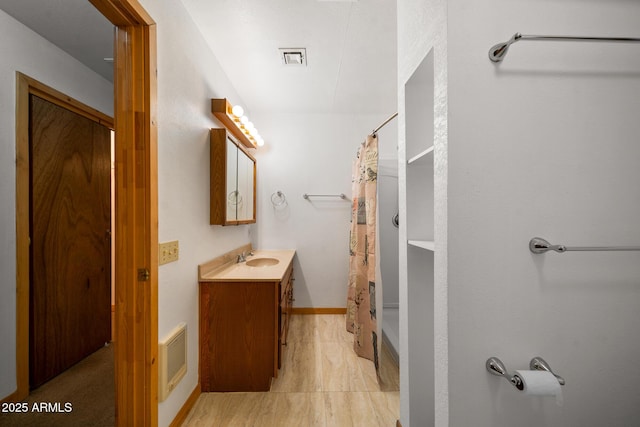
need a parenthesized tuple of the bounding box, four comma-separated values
(198, 246, 295, 392)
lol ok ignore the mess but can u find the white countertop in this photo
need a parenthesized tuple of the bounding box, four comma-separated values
(198, 249, 295, 282)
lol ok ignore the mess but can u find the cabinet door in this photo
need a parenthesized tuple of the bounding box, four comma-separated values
(200, 281, 277, 392)
(236, 147, 255, 222)
(225, 137, 238, 221)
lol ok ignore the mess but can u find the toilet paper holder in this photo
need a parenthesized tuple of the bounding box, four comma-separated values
(486, 356, 566, 390)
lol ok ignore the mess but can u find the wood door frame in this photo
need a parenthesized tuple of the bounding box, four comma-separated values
(13, 0, 158, 425)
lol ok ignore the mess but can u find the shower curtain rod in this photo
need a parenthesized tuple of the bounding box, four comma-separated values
(372, 112, 398, 135)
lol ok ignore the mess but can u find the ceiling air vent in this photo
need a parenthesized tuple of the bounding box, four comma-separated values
(279, 48, 307, 66)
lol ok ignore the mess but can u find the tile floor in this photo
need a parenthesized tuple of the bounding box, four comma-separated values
(182, 314, 400, 427)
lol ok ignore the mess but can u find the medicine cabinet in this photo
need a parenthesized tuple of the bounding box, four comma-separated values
(210, 128, 256, 225)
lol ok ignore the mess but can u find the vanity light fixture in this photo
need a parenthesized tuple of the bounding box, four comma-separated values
(211, 98, 265, 149)
(231, 105, 244, 118)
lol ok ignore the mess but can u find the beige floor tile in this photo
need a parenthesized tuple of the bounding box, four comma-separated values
(287, 314, 319, 343)
(379, 342, 401, 392)
(270, 341, 323, 392)
(182, 392, 268, 427)
(369, 392, 400, 426)
(323, 391, 380, 427)
(180, 393, 223, 426)
(184, 315, 402, 427)
(316, 314, 353, 343)
(255, 392, 326, 427)
(356, 354, 381, 391)
(320, 341, 368, 392)
(358, 342, 401, 392)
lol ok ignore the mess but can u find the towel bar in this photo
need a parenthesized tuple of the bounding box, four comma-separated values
(489, 33, 640, 63)
(529, 237, 640, 254)
(303, 193, 347, 200)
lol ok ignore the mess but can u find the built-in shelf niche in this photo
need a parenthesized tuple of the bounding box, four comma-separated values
(403, 47, 435, 427)
(408, 240, 435, 251)
(407, 146, 434, 165)
(407, 147, 434, 242)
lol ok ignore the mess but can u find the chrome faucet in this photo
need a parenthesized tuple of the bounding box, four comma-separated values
(236, 252, 246, 263)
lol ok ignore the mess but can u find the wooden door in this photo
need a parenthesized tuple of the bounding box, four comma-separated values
(29, 94, 111, 389)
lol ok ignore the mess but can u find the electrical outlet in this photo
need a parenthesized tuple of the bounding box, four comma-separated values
(159, 240, 179, 265)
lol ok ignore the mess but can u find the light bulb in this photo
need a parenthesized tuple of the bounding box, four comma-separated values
(231, 105, 244, 118)
(257, 137, 265, 147)
(240, 116, 249, 125)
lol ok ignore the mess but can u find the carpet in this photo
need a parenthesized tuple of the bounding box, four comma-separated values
(0, 343, 115, 426)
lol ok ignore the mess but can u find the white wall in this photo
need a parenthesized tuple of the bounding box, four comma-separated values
(400, 0, 640, 426)
(0, 10, 113, 399)
(447, 1, 640, 426)
(136, 0, 252, 425)
(251, 112, 396, 308)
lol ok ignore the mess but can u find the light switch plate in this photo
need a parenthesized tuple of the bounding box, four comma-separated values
(159, 240, 179, 265)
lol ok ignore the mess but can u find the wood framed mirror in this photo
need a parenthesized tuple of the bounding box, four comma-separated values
(210, 128, 256, 225)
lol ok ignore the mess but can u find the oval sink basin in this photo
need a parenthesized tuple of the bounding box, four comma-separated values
(246, 257, 279, 267)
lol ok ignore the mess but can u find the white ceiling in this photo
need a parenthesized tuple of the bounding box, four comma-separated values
(0, 0, 397, 115)
(179, 0, 397, 114)
(0, 0, 114, 82)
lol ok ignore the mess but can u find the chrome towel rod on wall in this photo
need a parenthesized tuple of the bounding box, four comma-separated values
(529, 237, 640, 254)
(489, 32, 640, 63)
(303, 193, 347, 200)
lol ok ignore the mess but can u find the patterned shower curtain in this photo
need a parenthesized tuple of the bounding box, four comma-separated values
(346, 134, 381, 374)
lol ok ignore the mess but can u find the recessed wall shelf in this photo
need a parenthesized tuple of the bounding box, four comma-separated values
(407, 146, 434, 165)
(403, 48, 435, 425)
(408, 240, 435, 251)
(211, 98, 256, 149)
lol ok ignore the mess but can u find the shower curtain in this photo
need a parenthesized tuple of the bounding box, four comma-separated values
(346, 134, 382, 375)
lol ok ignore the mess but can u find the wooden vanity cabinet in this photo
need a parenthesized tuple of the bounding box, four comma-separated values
(200, 261, 294, 392)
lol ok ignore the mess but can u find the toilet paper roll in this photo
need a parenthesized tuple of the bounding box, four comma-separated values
(514, 370, 563, 406)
